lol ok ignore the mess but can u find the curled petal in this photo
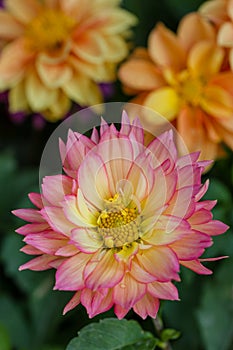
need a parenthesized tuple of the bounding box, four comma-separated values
(81, 288, 113, 318)
(148, 281, 179, 300)
(218, 22, 233, 47)
(148, 23, 186, 70)
(19, 255, 58, 271)
(113, 273, 146, 309)
(63, 291, 81, 315)
(137, 246, 180, 282)
(133, 294, 160, 319)
(178, 13, 216, 52)
(119, 57, 165, 91)
(84, 250, 125, 290)
(188, 42, 224, 77)
(180, 259, 212, 275)
(144, 87, 180, 121)
(71, 228, 103, 253)
(55, 253, 91, 290)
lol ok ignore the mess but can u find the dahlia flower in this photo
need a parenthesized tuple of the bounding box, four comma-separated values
(119, 13, 233, 161)
(200, 0, 233, 69)
(13, 111, 228, 319)
(0, 0, 136, 121)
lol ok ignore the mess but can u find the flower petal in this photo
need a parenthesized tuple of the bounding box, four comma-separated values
(148, 281, 179, 300)
(62, 194, 97, 228)
(19, 254, 57, 271)
(5, 0, 42, 23)
(84, 249, 125, 290)
(37, 60, 73, 88)
(137, 246, 180, 282)
(180, 259, 212, 275)
(71, 228, 103, 253)
(218, 22, 233, 47)
(133, 294, 160, 319)
(81, 288, 113, 318)
(24, 231, 67, 255)
(113, 273, 146, 309)
(12, 208, 44, 223)
(144, 87, 180, 121)
(41, 207, 76, 236)
(25, 70, 58, 111)
(119, 57, 165, 91)
(41, 175, 73, 206)
(169, 231, 212, 260)
(178, 13, 215, 52)
(54, 253, 91, 290)
(0, 39, 34, 88)
(63, 291, 81, 315)
(0, 10, 25, 40)
(149, 23, 186, 70)
(201, 85, 233, 118)
(188, 41, 224, 76)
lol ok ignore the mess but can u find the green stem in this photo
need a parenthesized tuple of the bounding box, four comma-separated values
(152, 317, 173, 350)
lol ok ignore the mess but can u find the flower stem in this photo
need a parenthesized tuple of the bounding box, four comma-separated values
(152, 317, 173, 350)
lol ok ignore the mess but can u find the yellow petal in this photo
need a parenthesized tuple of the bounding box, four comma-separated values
(178, 13, 215, 52)
(44, 91, 71, 122)
(199, 0, 227, 25)
(218, 22, 233, 47)
(144, 87, 180, 121)
(36, 59, 73, 88)
(177, 106, 220, 160)
(0, 10, 25, 40)
(25, 70, 58, 111)
(201, 85, 233, 118)
(148, 23, 186, 71)
(8, 81, 29, 113)
(98, 8, 137, 34)
(70, 56, 115, 82)
(72, 31, 108, 64)
(119, 57, 165, 91)
(0, 38, 34, 88)
(63, 72, 102, 106)
(228, 0, 233, 21)
(188, 41, 224, 76)
(5, 0, 42, 23)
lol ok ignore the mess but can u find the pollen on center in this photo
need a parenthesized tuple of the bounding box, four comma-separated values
(97, 194, 140, 248)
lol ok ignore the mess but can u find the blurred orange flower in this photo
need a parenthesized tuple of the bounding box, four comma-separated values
(119, 13, 233, 160)
(0, 0, 136, 121)
(200, 0, 233, 69)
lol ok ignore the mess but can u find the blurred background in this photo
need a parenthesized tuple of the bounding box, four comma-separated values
(0, 1, 233, 349)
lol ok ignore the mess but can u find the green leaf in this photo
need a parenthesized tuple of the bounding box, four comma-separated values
(66, 318, 157, 350)
(196, 259, 233, 350)
(0, 324, 11, 350)
(0, 295, 30, 349)
(0, 233, 51, 295)
(161, 328, 181, 342)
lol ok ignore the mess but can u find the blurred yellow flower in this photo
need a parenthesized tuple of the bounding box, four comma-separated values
(119, 13, 233, 160)
(200, 0, 233, 69)
(0, 0, 136, 121)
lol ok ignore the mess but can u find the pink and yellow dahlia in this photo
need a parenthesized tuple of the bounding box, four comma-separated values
(119, 13, 233, 161)
(200, 0, 233, 69)
(0, 0, 136, 121)
(13, 111, 228, 319)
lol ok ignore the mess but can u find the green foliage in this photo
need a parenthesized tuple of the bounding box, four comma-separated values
(0, 325, 11, 350)
(66, 318, 158, 350)
(196, 259, 233, 350)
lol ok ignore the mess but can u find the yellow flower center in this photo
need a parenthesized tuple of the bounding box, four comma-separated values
(178, 71, 205, 106)
(25, 10, 76, 52)
(97, 194, 140, 248)
(165, 69, 206, 107)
